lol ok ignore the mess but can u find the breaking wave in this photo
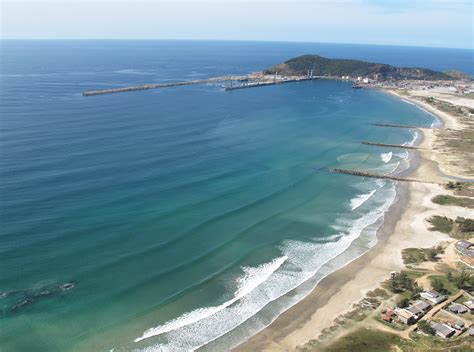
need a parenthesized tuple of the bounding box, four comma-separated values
(129, 181, 397, 352)
(134, 256, 288, 343)
(380, 152, 393, 163)
(350, 189, 377, 211)
(403, 130, 419, 147)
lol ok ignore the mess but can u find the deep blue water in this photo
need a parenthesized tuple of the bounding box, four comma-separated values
(0, 40, 471, 351)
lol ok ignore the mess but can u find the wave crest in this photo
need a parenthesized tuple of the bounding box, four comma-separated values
(134, 256, 287, 343)
(350, 189, 377, 211)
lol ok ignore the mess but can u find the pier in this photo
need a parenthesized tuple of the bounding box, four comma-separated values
(362, 141, 420, 150)
(329, 168, 438, 184)
(82, 74, 317, 96)
(82, 76, 243, 96)
(224, 77, 316, 90)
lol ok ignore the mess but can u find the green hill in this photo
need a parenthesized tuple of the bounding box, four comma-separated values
(264, 55, 455, 81)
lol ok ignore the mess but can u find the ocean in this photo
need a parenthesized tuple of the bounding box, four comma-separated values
(1, 40, 472, 351)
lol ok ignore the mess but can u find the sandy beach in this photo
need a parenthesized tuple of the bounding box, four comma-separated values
(234, 89, 473, 351)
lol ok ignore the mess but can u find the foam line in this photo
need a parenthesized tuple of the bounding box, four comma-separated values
(134, 256, 288, 342)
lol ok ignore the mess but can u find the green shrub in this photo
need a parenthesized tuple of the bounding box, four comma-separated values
(456, 217, 474, 233)
(418, 320, 435, 335)
(427, 216, 453, 233)
(432, 195, 474, 209)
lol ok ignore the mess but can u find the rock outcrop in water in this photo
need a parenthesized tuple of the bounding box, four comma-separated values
(1, 282, 76, 313)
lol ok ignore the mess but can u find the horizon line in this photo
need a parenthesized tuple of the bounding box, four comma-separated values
(0, 38, 472, 51)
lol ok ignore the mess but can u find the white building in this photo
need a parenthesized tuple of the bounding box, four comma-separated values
(420, 290, 447, 305)
(431, 322, 455, 338)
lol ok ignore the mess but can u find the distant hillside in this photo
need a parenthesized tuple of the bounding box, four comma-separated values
(264, 55, 456, 81)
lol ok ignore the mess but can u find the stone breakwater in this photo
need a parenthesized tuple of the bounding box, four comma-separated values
(82, 74, 318, 96)
(371, 123, 428, 129)
(82, 76, 241, 96)
(362, 141, 420, 150)
(329, 168, 439, 184)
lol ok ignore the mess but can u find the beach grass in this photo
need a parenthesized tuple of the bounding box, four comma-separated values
(297, 328, 406, 352)
(427, 215, 474, 239)
(300, 327, 474, 352)
(432, 195, 474, 209)
(402, 246, 443, 264)
(427, 215, 454, 233)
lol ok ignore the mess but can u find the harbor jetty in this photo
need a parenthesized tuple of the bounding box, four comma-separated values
(224, 77, 315, 90)
(329, 168, 438, 184)
(82, 73, 318, 96)
(362, 141, 420, 150)
(82, 76, 244, 96)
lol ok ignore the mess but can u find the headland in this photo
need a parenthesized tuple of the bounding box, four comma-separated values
(82, 54, 471, 96)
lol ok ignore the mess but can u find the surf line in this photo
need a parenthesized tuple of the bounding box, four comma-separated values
(134, 256, 288, 342)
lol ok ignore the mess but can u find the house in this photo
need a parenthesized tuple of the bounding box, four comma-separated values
(397, 308, 416, 324)
(431, 322, 456, 338)
(463, 300, 474, 312)
(448, 303, 468, 314)
(382, 309, 395, 322)
(453, 321, 465, 330)
(407, 305, 424, 316)
(411, 300, 431, 312)
(406, 300, 431, 320)
(455, 240, 474, 258)
(420, 290, 447, 305)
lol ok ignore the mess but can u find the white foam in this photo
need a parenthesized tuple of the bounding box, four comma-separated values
(390, 161, 401, 174)
(380, 152, 393, 163)
(401, 99, 437, 118)
(131, 184, 397, 352)
(395, 151, 409, 160)
(350, 189, 377, 211)
(134, 256, 287, 343)
(400, 98, 442, 127)
(403, 130, 419, 147)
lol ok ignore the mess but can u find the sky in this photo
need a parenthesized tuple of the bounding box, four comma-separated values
(1, 0, 473, 49)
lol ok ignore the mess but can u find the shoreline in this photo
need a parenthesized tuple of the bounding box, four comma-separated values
(233, 89, 454, 351)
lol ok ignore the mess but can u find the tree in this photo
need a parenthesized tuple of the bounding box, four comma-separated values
(431, 277, 446, 293)
(426, 248, 437, 261)
(446, 270, 453, 282)
(418, 320, 435, 335)
(411, 284, 422, 297)
(397, 296, 410, 308)
(454, 269, 473, 290)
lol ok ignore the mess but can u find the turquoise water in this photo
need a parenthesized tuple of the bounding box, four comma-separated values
(1, 41, 469, 351)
